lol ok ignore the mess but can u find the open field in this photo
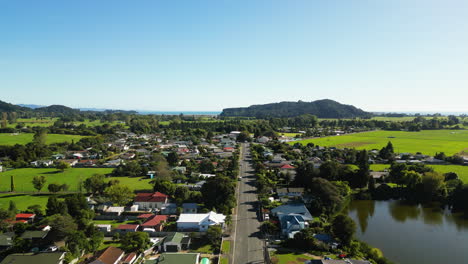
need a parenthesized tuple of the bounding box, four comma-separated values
(290, 130, 468, 155)
(0, 193, 72, 211)
(7, 118, 126, 128)
(370, 164, 468, 183)
(0, 133, 86, 145)
(278, 132, 302, 137)
(0, 168, 154, 192)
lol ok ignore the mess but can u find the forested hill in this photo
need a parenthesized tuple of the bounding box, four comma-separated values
(220, 99, 372, 118)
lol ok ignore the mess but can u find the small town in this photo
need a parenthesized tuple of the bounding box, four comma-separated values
(1, 1, 467, 264)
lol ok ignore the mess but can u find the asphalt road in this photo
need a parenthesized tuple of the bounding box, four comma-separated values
(232, 143, 264, 264)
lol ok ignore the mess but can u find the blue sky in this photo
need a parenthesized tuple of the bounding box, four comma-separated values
(1, 0, 467, 112)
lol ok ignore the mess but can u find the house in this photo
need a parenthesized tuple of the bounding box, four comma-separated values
(177, 211, 226, 232)
(160, 203, 178, 215)
(16, 213, 36, 223)
(0, 252, 66, 264)
(141, 215, 168, 232)
(122, 253, 137, 264)
(182, 203, 199, 213)
(0, 232, 14, 251)
(62, 159, 78, 167)
(257, 136, 270, 144)
(161, 232, 191, 252)
(96, 224, 112, 233)
(90, 246, 125, 264)
(370, 171, 389, 181)
(115, 224, 139, 234)
(271, 203, 313, 221)
(134, 192, 169, 210)
(102, 206, 125, 216)
(279, 214, 308, 238)
(156, 253, 200, 264)
(277, 188, 304, 198)
(20, 230, 49, 243)
(172, 166, 187, 174)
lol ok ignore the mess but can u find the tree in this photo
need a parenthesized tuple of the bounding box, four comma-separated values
(153, 179, 176, 196)
(260, 221, 279, 234)
(33, 129, 48, 146)
(201, 176, 236, 215)
(121, 232, 150, 253)
(237, 131, 250, 142)
(166, 152, 179, 167)
(206, 225, 223, 251)
(199, 159, 215, 174)
(10, 175, 15, 192)
(8, 200, 17, 216)
(45, 214, 78, 240)
(174, 186, 190, 203)
(309, 178, 343, 215)
(46, 196, 68, 216)
(331, 214, 356, 246)
(32, 175, 47, 192)
(88, 231, 104, 252)
(48, 183, 62, 193)
(83, 174, 107, 194)
(66, 231, 87, 256)
(104, 184, 135, 206)
(351, 150, 370, 188)
(56, 161, 70, 172)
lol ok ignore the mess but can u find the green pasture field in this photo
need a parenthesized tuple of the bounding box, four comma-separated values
(0, 133, 86, 146)
(290, 130, 468, 156)
(370, 164, 468, 183)
(7, 118, 58, 128)
(0, 168, 154, 192)
(278, 132, 302, 137)
(0, 193, 53, 210)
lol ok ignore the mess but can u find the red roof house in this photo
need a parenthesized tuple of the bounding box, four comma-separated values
(134, 192, 169, 210)
(15, 213, 36, 223)
(122, 253, 137, 264)
(280, 164, 295, 169)
(141, 215, 168, 231)
(90, 246, 124, 264)
(115, 224, 139, 233)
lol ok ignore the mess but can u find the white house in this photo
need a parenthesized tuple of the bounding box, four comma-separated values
(134, 192, 169, 210)
(176, 211, 226, 232)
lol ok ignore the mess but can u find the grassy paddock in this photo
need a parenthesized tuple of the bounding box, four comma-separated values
(0, 168, 154, 192)
(0, 193, 71, 211)
(0, 133, 86, 146)
(290, 130, 468, 156)
(270, 251, 317, 264)
(370, 164, 468, 183)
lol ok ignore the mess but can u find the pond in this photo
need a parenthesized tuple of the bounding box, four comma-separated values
(345, 200, 468, 264)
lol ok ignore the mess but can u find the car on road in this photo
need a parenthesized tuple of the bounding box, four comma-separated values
(238, 176, 242, 180)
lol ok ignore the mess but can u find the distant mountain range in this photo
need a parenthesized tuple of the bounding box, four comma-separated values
(220, 99, 372, 118)
(1, 100, 137, 114)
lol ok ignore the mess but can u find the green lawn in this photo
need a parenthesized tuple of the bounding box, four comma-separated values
(278, 132, 302, 138)
(93, 219, 140, 228)
(0, 193, 69, 211)
(371, 164, 468, 183)
(8, 118, 58, 128)
(270, 252, 316, 264)
(290, 130, 468, 155)
(221, 240, 231, 254)
(98, 241, 121, 251)
(0, 133, 86, 145)
(220, 256, 229, 264)
(0, 168, 154, 192)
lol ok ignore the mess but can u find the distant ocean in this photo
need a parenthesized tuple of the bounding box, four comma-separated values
(138, 111, 221, 115)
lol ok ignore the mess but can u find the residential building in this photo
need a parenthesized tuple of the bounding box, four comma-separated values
(271, 203, 313, 221)
(182, 203, 199, 213)
(177, 211, 226, 232)
(141, 215, 168, 232)
(15, 213, 36, 223)
(161, 232, 191, 252)
(134, 192, 169, 210)
(115, 224, 139, 234)
(90, 246, 125, 264)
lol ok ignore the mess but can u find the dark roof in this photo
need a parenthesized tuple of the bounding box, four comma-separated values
(0, 232, 15, 247)
(182, 203, 198, 209)
(0, 252, 65, 264)
(157, 253, 199, 264)
(20, 231, 48, 240)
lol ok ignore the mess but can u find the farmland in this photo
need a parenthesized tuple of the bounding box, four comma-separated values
(0, 133, 86, 145)
(0, 168, 154, 192)
(7, 118, 126, 128)
(290, 130, 468, 156)
(370, 164, 468, 183)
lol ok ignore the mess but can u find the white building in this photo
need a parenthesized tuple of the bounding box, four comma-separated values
(176, 211, 226, 232)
